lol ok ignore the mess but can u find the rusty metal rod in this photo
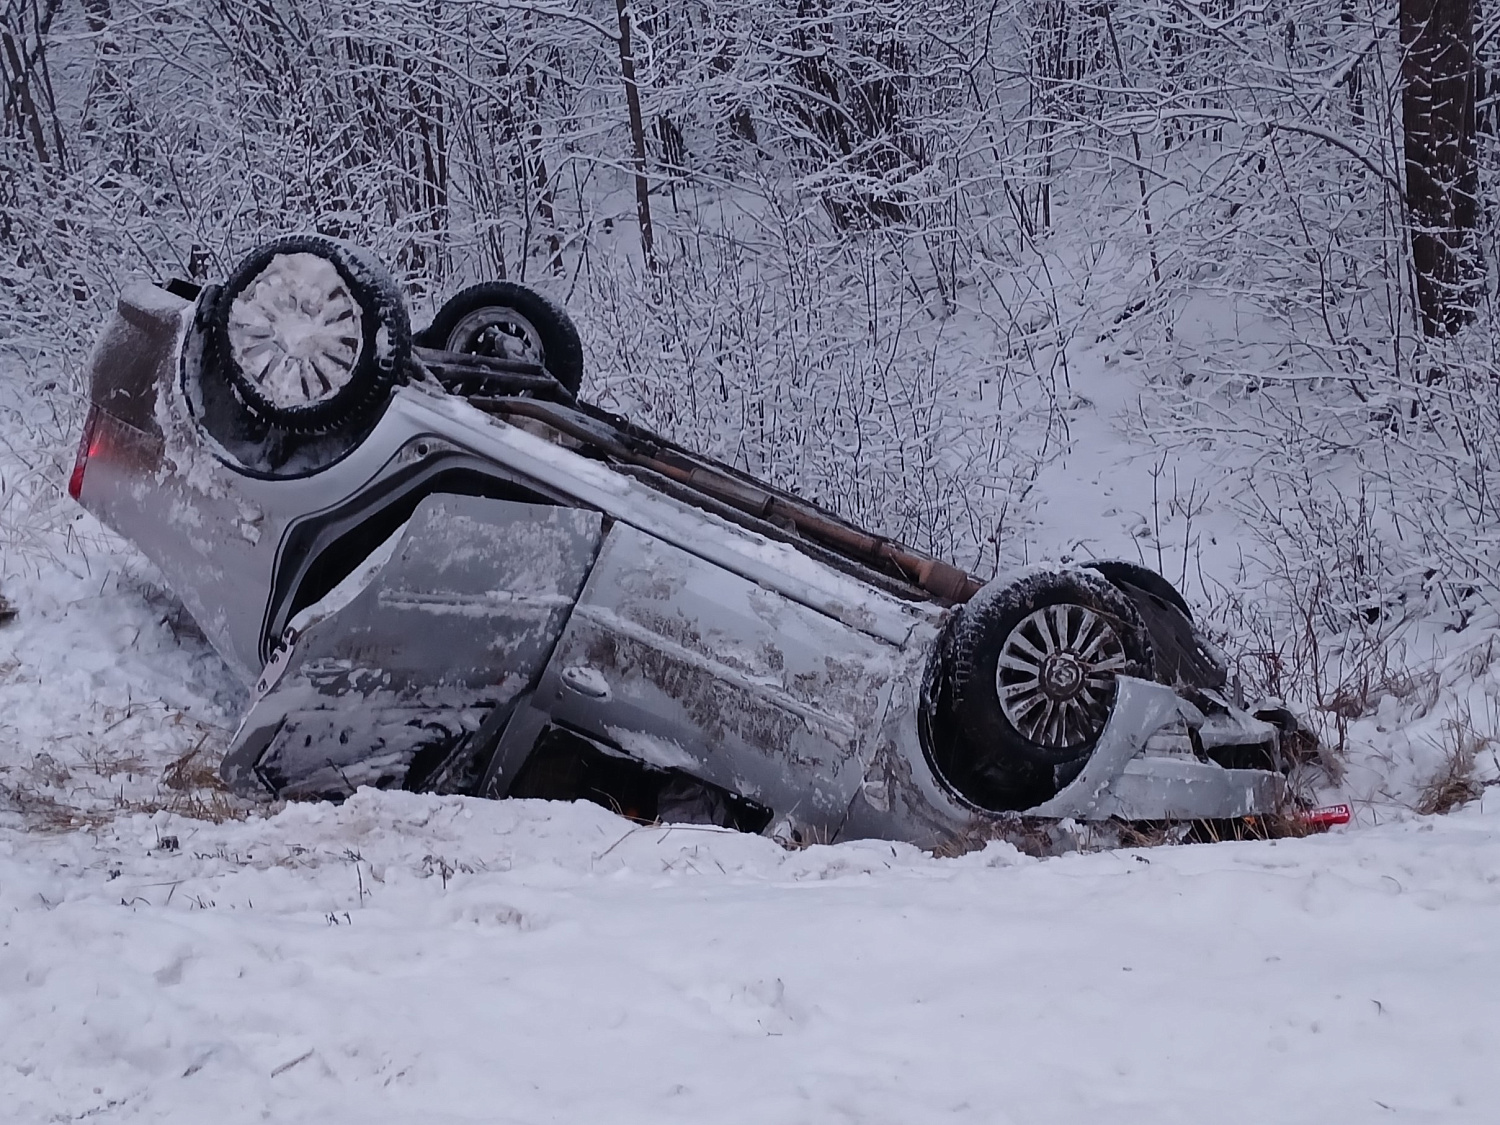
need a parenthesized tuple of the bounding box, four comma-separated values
(471, 397, 982, 604)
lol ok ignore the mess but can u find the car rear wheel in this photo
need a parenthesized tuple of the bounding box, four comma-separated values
(939, 570, 1154, 782)
(211, 235, 410, 433)
(420, 281, 584, 397)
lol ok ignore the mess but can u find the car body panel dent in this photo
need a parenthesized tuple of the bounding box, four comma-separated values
(534, 524, 901, 831)
(221, 494, 603, 798)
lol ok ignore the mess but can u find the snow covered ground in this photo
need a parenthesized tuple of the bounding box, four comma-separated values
(4, 332, 1500, 1121)
(4, 791, 1499, 1123)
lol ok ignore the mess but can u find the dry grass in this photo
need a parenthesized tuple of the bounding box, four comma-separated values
(928, 797, 1328, 858)
(0, 780, 115, 832)
(1179, 812, 1313, 844)
(2, 736, 257, 833)
(79, 743, 150, 780)
(931, 816, 1145, 858)
(137, 740, 255, 823)
(1414, 714, 1494, 817)
(24, 751, 71, 788)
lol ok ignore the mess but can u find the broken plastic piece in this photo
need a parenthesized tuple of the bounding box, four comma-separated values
(1300, 803, 1352, 828)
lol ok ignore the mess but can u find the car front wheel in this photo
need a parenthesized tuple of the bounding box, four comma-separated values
(927, 570, 1156, 812)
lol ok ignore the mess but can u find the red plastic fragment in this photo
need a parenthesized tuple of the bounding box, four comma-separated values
(1300, 803, 1352, 829)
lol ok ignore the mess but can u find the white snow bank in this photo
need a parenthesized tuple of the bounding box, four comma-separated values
(2, 789, 1498, 1123)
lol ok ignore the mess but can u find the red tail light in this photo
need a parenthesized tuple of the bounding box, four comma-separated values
(1299, 803, 1352, 829)
(68, 407, 101, 501)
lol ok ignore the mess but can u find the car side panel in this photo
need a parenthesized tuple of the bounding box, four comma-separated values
(531, 524, 901, 836)
(221, 494, 603, 798)
(86, 284, 183, 432)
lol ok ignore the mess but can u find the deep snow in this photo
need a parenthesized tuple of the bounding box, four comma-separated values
(4, 791, 1499, 1123)
(4, 318, 1500, 1121)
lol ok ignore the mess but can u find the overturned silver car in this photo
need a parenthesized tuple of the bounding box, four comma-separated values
(72, 235, 1311, 847)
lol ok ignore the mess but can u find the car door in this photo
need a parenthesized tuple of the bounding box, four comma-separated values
(221, 493, 603, 798)
(529, 523, 903, 836)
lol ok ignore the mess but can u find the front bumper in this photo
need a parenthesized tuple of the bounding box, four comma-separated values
(1024, 677, 1287, 821)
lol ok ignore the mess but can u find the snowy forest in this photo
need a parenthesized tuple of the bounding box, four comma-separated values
(3, 0, 1500, 745)
(1, 0, 1495, 608)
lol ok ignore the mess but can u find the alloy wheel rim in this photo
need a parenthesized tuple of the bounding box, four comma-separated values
(995, 603, 1130, 751)
(445, 307, 545, 366)
(227, 253, 363, 409)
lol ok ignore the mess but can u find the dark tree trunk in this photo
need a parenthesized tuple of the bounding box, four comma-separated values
(1, 0, 66, 170)
(615, 0, 656, 272)
(1401, 0, 1481, 337)
(785, 6, 915, 230)
(523, 65, 563, 277)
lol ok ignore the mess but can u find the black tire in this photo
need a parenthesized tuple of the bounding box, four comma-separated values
(946, 570, 1154, 769)
(1085, 559, 1194, 620)
(1085, 560, 1230, 690)
(419, 281, 584, 397)
(210, 235, 410, 434)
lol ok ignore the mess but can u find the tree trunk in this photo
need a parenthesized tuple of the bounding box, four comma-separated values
(2, 0, 68, 172)
(615, 0, 656, 272)
(1401, 0, 1481, 337)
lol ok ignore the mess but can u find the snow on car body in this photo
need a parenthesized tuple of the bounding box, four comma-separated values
(70, 237, 1304, 848)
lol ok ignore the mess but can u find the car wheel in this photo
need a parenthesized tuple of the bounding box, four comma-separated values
(1085, 559, 1194, 620)
(420, 281, 584, 397)
(947, 570, 1154, 769)
(210, 235, 410, 434)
